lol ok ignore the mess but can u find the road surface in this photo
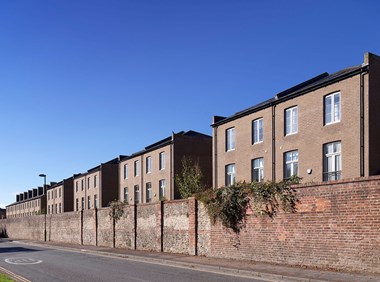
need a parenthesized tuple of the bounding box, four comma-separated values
(0, 240, 267, 282)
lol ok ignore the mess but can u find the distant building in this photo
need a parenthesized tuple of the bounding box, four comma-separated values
(212, 52, 380, 187)
(73, 158, 119, 211)
(6, 186, 47, 218)
(0, 208, 6, 219)
(119, 130, 212, 204)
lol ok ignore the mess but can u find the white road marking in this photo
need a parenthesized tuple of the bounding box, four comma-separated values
(5, 257, 43, 265)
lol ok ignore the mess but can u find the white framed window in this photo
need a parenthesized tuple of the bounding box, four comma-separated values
(159, 179, 166, 199)
(76, 181, 78, 192)
(124, 164, 128, 179)
(325, 92, 341, 125)
(87, 177, 90, 189)
(81, 197, 85, 210)
(225, 164, 236, 186)
(252, 118, 263, 144)
(134, 185, 140, 204)
(146, 156, 152, 173)
(285, 106, 298, 135)
(87, 196, 91, 209)
(59, 188, 61, 198)
(76, 198, 79, 211)
(159, 152, 165, 170)
(94, 194, 98, 209)
(226, 127, 235, 151)
(134, 160, 140, 176)
(81, 179, 84, 191)
(323, 141, 342, 181)
(284, 150, 298, 179)
(146, 182, 152, 203)
(252, 158, 264, 182)
(94, 175, 97, 187)
(124, 187, 129, 203)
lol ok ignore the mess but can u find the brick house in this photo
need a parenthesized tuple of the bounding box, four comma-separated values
(119, 130, 212, 204)
(212, 52, 380, 187)
(46, 177, 74, 214)
(73, 158, 119, 211)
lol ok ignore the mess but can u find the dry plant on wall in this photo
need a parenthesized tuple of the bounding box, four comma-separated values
(197, 176, 300, 233)
(108, 200, 126, 248)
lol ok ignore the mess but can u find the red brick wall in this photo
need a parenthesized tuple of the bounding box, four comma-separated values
(208, 176, 380, 273)
(1, 178, 379, 273)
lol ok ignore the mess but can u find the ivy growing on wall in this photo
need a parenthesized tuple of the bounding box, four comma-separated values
(197, 176, 300, 233)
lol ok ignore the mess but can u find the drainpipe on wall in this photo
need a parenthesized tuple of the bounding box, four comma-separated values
(360, 68, 367, 177)
(170, 133, 174, 200)
(271, 103, 277, 181)
(213, 127, 218, 189)
(141, 155, 144, 203)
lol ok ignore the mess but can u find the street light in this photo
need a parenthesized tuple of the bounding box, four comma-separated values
(39, 173, 47, 242)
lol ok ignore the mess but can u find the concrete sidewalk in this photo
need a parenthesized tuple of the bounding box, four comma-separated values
(10, 239, 380, 282)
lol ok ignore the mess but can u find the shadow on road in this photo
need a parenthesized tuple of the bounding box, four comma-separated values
(0, 247, 41, 254)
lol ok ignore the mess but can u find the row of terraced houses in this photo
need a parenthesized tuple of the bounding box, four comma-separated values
(6, 52, 380, 218)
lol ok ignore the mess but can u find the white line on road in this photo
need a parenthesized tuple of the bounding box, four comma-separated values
(0, 266, 31, 282)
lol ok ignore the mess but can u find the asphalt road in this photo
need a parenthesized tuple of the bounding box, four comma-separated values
(0, 240, 266, 282)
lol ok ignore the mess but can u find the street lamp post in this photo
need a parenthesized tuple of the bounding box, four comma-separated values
(39, 174, 47, 242)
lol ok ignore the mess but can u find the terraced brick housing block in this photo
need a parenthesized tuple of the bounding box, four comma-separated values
(119, 131, 212, 204)
(212, 52, 380, 187)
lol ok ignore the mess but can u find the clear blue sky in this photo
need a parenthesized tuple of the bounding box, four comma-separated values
(1, 0, 380, 207)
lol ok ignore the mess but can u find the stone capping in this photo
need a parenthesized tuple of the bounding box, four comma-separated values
(292, 175, 380, 189)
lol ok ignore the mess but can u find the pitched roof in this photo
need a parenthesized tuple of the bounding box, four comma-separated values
(212, 64, 367, 127)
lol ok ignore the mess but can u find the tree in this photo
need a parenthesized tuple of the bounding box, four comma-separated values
(175, 156, 205, 199)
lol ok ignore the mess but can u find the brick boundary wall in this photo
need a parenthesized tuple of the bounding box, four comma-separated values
(208, 176, 380, 274)
(1, 176, 379, 273)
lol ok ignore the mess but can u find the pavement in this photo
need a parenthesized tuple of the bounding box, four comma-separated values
(2, 239, 380, 282)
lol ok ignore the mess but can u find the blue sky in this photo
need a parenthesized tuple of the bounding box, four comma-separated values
(1, 0, 380, 207)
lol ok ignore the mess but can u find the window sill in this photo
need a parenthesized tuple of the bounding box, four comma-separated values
(324, 120, 341, 126)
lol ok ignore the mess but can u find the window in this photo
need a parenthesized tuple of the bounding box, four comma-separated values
(146, 182, 152, 203)
(76, 198, 79, 211)
(134, 160, 140, 176)
(323, 141, 342, 181)
(146, 156, 152, 173)
(285, 106, 298, 135)
(134, 185, 140, 204)
(48, 191, 50, 200)
(159, 152, 165, 170)
(284, 150, 299, 179)
(159, 179, 166, 199)
(124, 187, 129, 203)
(124, 164, 128, 179)
(59, 188, 61, 198)
(225, 164, 236, 186)
(94, 175, 97, 187)
(226, 127, 235, 151)
(87, 177, 90, 189)
(88, 196, 91, 209)
(59, 203, 62, 213)
(81, 197, 85, 210)
(81, 179, 84, 191)
(252, 158, 264, 182)
(94, 194, 98, 209)
(325, 92, 341, 125)
(55, 204, 57, 214)
(76, 181, 78, 192)
(48, 205, 50, 214)
(252, 118, 263, 144)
